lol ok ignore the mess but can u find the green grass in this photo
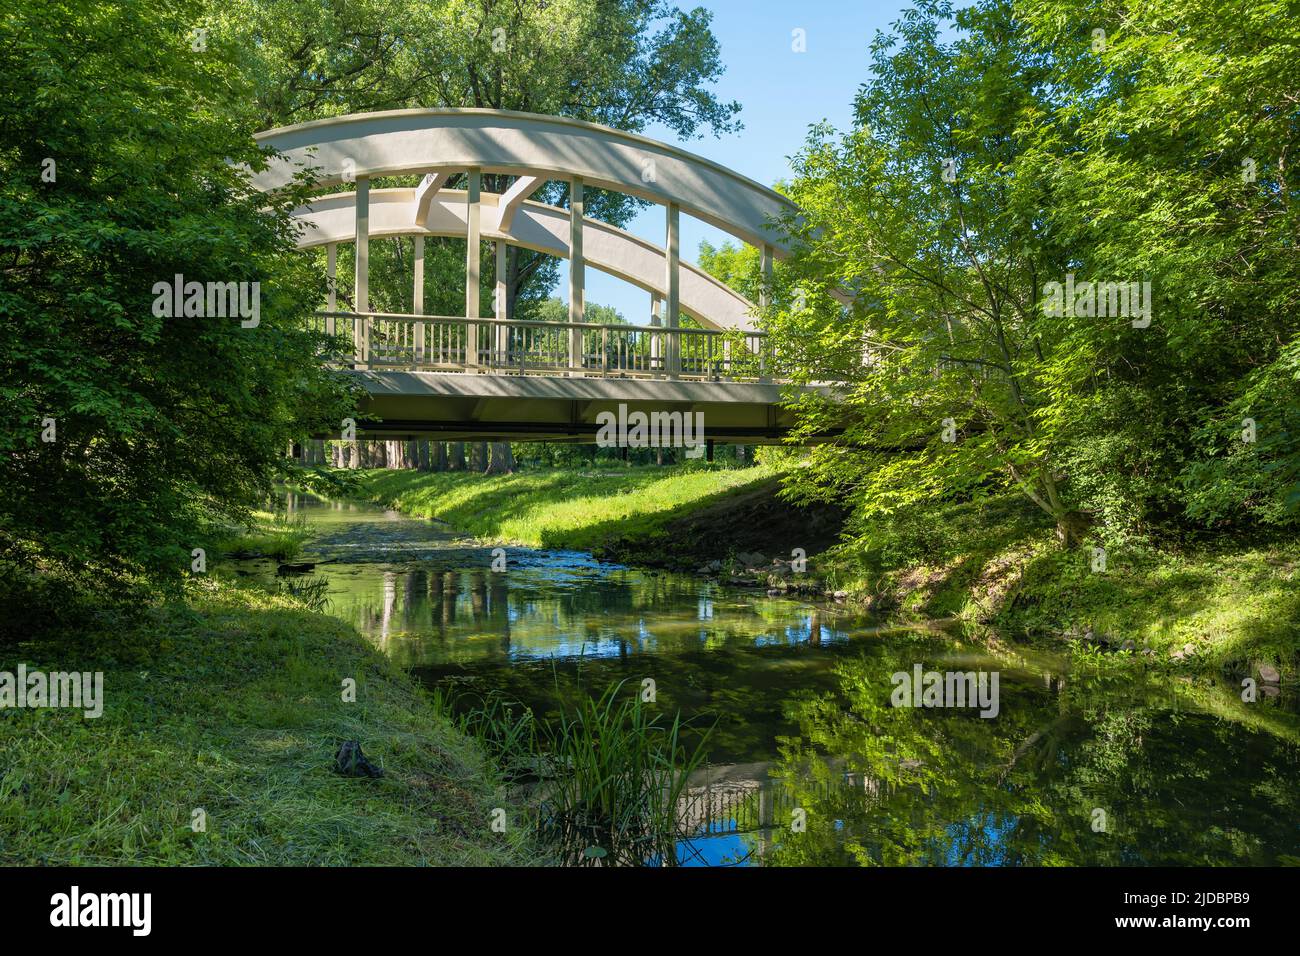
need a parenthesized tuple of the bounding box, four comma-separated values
(352, 463, 780, 550)
(214, 509, 312, 561)
(0, 578, 545, 865)
(816, 493, 1300, 680)
(1007, 539, 1300, 677)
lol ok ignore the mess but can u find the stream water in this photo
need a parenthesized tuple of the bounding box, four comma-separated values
(243, 490, 1300, 866)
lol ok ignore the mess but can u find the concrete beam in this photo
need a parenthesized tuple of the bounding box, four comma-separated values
(251, 109, 802, 254)
(498, 174, 541, 232)
(414, 171, 450, 226)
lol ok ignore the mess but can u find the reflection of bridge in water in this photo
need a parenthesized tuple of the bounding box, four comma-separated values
(675, 760, 881, 863)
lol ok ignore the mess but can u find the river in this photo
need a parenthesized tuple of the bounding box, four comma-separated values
(244, 489, 1300, 866)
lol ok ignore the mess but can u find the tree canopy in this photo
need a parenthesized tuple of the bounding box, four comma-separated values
(0, 0, 355, 600)
(764, 0, 1299, 547)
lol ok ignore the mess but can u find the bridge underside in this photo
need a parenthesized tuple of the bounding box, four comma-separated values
(330, 370, 824, 443)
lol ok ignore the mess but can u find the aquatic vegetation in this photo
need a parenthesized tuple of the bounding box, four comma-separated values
(438, 681, 711, 866)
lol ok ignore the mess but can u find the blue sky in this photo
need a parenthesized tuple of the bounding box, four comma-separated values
(559, 0, 907, 321)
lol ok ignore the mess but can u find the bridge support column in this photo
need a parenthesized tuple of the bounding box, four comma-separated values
(355, 177, 369, 367)
(760, 243, 774, 309)
(325, 242, 337, 336)
(495, 240, 508, 367)
(568, 177, 585, 374)
(665, 202, 680, 379)
(650, 292, 662, 372)
(413, 234, 425, 364)
(759, 243, 773, 381)
(465, 167, 481, 367)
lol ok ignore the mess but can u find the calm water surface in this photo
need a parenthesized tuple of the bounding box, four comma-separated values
(250, 491, 1300, 866)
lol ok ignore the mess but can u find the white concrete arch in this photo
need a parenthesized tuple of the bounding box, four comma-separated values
(253, 108, 798, 253)
(294, 188, 757, 330)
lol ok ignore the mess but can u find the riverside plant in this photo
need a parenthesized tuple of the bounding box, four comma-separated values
(439, 681, 711, 866)
(540, 681, 710, 866)
(276, 575, 331, 612)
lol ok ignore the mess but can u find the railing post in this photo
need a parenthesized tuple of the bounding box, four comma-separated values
(601, 326, 609, 374)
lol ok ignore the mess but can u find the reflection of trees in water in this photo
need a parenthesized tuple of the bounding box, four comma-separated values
(349, 564, 836, 669)
(763, 645, 1300, 866)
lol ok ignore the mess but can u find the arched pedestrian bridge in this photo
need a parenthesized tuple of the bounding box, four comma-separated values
(252, 109, 822, 443)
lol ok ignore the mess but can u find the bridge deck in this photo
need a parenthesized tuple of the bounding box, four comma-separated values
(312, 312, 825, 442)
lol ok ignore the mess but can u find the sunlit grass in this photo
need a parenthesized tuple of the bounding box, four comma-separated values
(215, 509, 311, 561)
(352, 463, 779, 549)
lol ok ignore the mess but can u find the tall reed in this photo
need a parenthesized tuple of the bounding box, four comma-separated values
(435, 681, 710, 866)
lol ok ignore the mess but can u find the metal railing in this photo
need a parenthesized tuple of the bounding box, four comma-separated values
(310, 311, 774, 382)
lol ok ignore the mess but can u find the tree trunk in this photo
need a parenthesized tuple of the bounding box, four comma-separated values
(485, 441, 515, 475)
(449, 442, 466, 471)
(433, 441, 448, 471)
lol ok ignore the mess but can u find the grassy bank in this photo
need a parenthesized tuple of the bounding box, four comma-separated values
(816, 494, 1300, 681)
(353, 463, 787, 551)
(0, 577, 543, 865)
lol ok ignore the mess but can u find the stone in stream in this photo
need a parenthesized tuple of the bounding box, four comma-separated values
(1254, 663, 1281, 684)
(334, 740, 384, 778)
